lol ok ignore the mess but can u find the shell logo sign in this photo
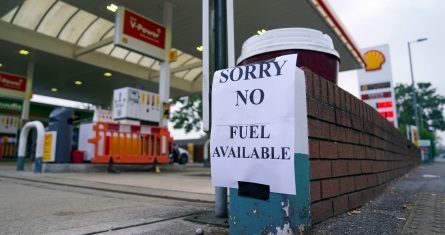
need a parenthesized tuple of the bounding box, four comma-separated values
(357, 45, 398, 128)
(363, 50, 385, 71)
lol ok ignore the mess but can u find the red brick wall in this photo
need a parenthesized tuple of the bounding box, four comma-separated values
(302, 68, 421, 224)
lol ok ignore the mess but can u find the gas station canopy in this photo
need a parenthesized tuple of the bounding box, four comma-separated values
(0, 0, 363, 107)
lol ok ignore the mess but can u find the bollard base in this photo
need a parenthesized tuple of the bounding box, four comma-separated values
(34, 157, 43, 173)
(17, 156, 25, 171)
(184, 211, 229, 228)
(203, 160, 210, 168)
(215, 187, 228, 218)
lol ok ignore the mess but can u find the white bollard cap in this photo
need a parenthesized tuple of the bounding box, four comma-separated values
(237, 28, 340, 64)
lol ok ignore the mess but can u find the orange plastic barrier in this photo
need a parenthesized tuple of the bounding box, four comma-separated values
(88, 122, 173, 164)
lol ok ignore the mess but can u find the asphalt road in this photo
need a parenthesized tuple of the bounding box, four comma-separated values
(2, 161, 443, 234)
(0, 176, 226, 235)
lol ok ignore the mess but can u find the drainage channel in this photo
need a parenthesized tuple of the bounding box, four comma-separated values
(0, 174, 213, 204)
(81, 212, 203, 235)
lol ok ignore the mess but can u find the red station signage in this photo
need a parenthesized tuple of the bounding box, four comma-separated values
(122, 10, 166, 50)
(376, 101, 393, 109)
(0, 72, 26, 92)
(361, 91, 392, 100)
(114, 7, 167, 61)
(379, 111, 394, 118)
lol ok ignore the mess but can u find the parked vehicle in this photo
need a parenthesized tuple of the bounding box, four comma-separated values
(436, 153, 445, 162)
(170, 144, 189, 165)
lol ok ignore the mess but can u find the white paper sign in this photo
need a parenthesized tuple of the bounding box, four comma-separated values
(210, 54, 301, 195)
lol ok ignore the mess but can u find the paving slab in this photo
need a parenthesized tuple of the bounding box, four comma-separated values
(311, 162, 445, 235)
(400, 192, 445, 235)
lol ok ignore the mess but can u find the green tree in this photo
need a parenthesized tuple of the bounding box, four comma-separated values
(395, 82, 445, 158)
(170, 94, 203, 133)
(395, 82, 445, 131)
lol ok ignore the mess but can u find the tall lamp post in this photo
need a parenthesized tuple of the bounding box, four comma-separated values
(408, 38, 427, 131)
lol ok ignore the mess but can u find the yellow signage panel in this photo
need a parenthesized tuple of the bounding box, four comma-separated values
(169, 50, 178, 62)
(162, 102, 171, 120)
(187, 143, 194, 163)
(408, 125, 419, 147)
(412, 128, 419, 147)
(43, 131, 57, 162)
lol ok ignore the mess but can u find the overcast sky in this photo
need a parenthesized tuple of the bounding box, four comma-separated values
(172, 0, 445, 143)
(326, 0, 445, 144)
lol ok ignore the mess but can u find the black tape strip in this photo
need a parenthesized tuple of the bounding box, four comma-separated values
(238, 181, 270, 200)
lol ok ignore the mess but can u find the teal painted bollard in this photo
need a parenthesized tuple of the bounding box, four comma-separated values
(229, 153, 311, 234)
(34, 157, 43, 173)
